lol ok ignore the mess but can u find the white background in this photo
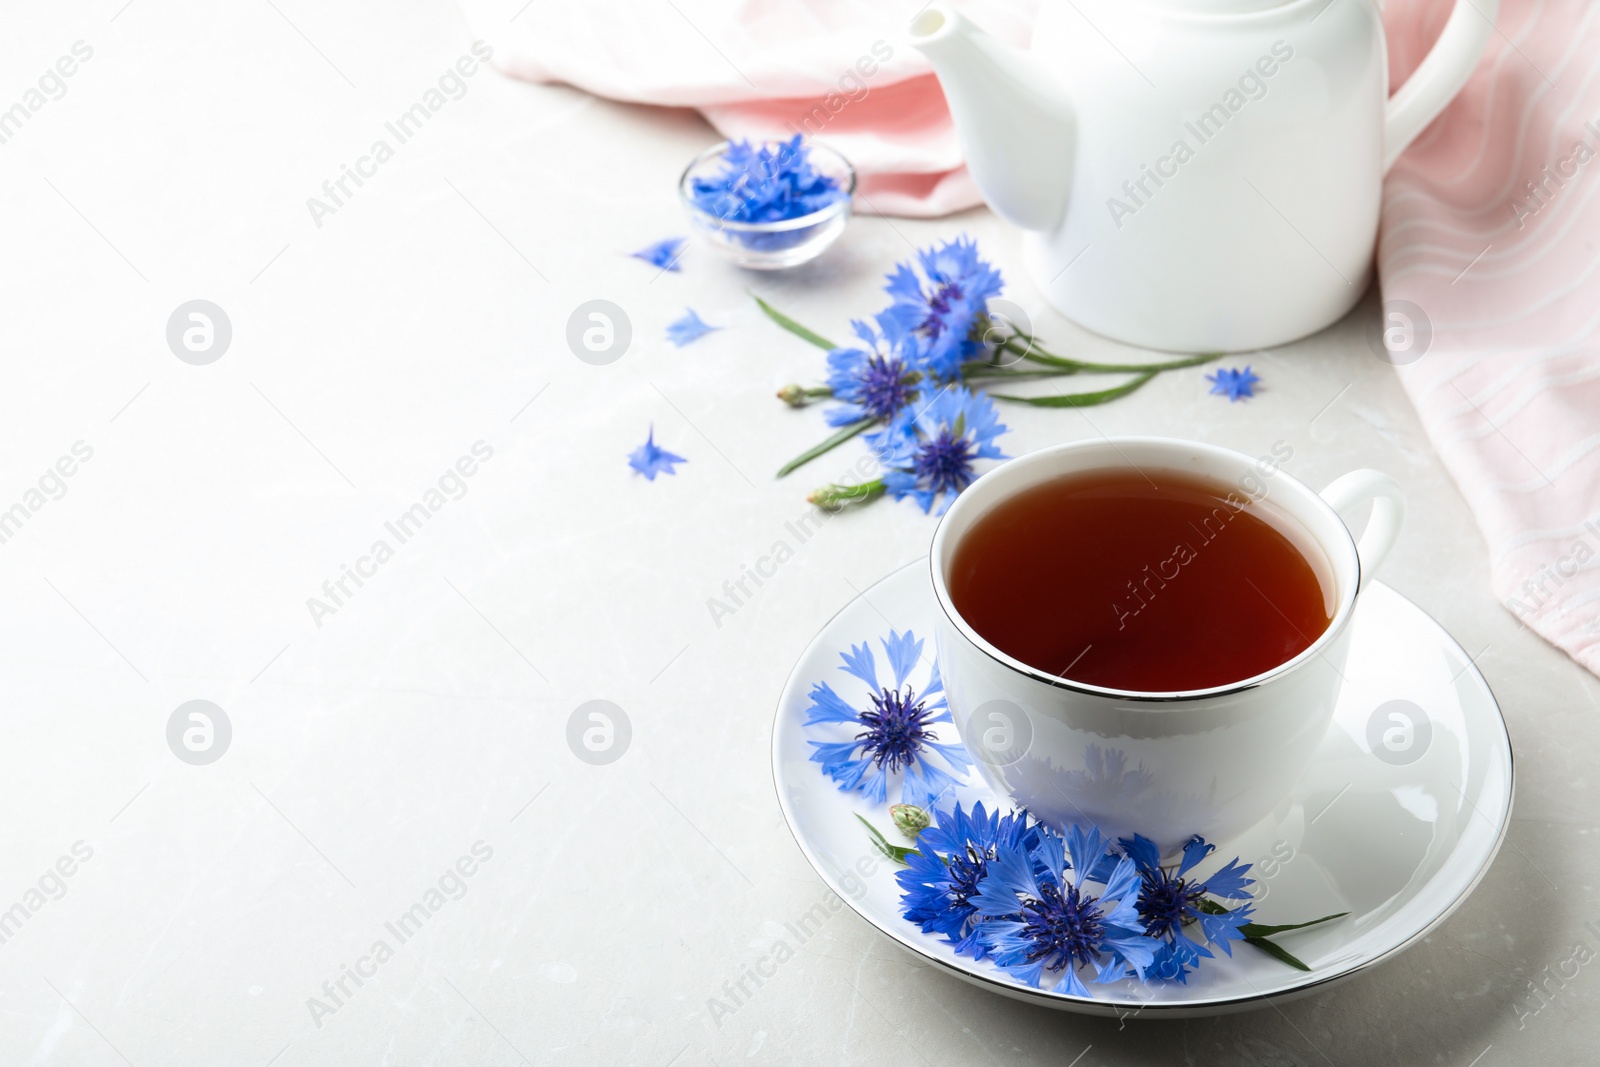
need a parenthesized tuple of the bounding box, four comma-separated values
(0, 1, 1595, 1064)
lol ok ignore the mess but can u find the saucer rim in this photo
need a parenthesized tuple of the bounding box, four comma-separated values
(770, 560, 1515, 1015)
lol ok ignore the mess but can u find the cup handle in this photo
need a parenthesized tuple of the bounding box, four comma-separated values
(1319, 471, 1406, 593)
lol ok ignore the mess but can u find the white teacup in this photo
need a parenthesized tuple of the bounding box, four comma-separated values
(930, 437, 1404, 852)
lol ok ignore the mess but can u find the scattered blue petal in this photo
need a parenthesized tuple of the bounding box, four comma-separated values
(1206, 365, 1261, 401)
(628, 425, 686, 480)
(631, 236, 687, 271)
(666, 308, 720, 347)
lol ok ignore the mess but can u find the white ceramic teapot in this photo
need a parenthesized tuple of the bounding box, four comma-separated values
(910, 0, 1496, 352)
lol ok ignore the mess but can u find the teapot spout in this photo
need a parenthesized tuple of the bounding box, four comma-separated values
(910, 6, 1075, 232)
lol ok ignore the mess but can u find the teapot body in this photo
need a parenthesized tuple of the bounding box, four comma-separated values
(1026, 0, 1388, 351)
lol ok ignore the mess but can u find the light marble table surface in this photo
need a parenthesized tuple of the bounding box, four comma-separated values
(2, 2, 1596, 1065)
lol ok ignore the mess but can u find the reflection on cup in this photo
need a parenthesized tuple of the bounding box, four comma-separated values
(965, 698, 1035, 768)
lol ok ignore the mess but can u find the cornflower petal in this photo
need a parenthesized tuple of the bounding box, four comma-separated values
(881, 629, 923, 689)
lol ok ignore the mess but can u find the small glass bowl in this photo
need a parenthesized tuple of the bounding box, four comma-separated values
(678, 140, 856, 270)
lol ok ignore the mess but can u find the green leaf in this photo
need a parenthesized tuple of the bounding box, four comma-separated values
(777, 417, 874, 478)
(1238, 912, 1349, 938)
(1243, 935, 1312, 971)
(856, 814, 917, 864)
(988, 371, 1158, 407)
(1195, 900, 1344, 971)
(751, 292, 836, 350)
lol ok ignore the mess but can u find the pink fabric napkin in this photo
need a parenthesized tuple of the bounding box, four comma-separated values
(468, 0, 1600, 674)
(457, 0, 1037, 216)
(1381, 0, 1600, 675)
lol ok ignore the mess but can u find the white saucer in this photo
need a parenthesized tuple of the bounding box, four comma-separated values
(772, 561, 1514, 1017)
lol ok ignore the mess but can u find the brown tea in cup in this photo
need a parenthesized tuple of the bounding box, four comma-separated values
(946, 466, 1333, 692)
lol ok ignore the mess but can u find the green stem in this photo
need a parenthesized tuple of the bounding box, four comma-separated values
(776, 417, 874, 479)
(778, 384, 836, 407)
(809, 477, 886, 510)
(962, 365, 1092, 382)
(1001, 339, 1221, 374)
(988, 371, 1158, 407)
(856, 814, 917, 864)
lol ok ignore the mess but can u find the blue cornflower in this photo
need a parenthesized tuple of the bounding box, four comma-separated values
(628, 425, 686, 480)
(883, 237, 1005, 380)
(1119, 834, 1254, 983)
(971, 825, 1158, 996)
(666, 308, 720, 347)
(867, 387, 1008, 514)
(1206, 365, 1261, 401)
(804, 630, 972, 807)
(896, 802, 1039, 960)
(689, 135, 844, 224)
(631, 236, 687, 271)
(823, 313, 925, 427)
